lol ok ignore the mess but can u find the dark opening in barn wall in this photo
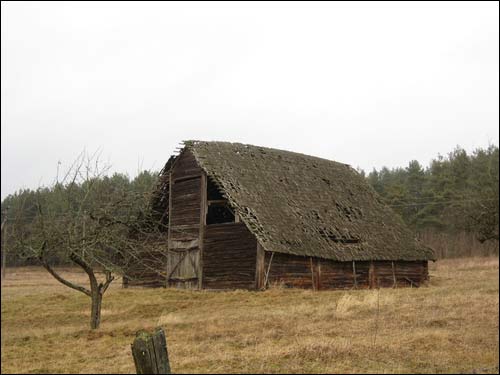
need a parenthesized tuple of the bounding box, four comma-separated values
(207, 203, 235, 224)
(206, 176, 236, 225)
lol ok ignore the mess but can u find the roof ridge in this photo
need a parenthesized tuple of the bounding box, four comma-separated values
(183, 140, 353, 169)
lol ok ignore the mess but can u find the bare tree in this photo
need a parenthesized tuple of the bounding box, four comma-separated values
(12, 150, 159, 329)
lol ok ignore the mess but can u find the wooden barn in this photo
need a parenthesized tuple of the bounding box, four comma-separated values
(127, 141, 434, 290)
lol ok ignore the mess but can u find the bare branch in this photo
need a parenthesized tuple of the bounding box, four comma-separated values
(100, 271, 114, 294)
(39, 242, 91, 296)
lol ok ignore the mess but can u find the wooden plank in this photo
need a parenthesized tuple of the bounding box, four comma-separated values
(167, 155, 202, 289)
(168, 239, 199, 250)
(263, 251, 275, 289)
(166, 172, 173, 287)
(369, 261, 376, 289)
(131, 328, 171, 374)
(316, 259, 321, 290)
(255, 243, 265, 289)
(199, 173, 207, 289)
(173, 173, 202, 183)
(169, 276, 198, 282)
(168, 247, 199, 253)
(167, 252, 188, 279)
(352, 261, 357, 289)
(310, 257, 315, 291)
(151, 328, 171, 374)
(392, 261, 397, 288)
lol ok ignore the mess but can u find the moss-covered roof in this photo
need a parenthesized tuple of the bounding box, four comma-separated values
(158, 141, 434, 261)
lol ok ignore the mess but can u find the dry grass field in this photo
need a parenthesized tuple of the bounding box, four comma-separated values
(1, 257, 499, 374)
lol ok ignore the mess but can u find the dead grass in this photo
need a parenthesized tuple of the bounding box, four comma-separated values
(1, 258, 499, 374)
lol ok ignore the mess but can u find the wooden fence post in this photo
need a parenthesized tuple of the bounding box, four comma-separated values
(131, 327, 171, 374)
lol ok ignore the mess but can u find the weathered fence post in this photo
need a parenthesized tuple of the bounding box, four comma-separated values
(131, 327, 171, 374)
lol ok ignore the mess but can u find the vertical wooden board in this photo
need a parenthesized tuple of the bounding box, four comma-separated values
(255, 243, 265, 289)
(167, 251, 181, 279)
(315, 259, 321, 290)
(369, 261, 376, 289)
(131, 335, 155, 374)
(353, 261, 357, 288)
(166, 172, 173, 284)
(181, 249, 199, 278)
(168, 160, 202, 289)
(151, 329, 171, 374)
(392, 261, 397, 287)
(199, 173, 207, 289)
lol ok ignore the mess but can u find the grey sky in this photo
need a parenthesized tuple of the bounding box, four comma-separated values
(1, 1, 499, 199)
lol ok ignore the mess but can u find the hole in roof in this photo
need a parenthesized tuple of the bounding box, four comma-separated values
(279, 239, 300, 247)
(319, 227, 361, 244)
(335, 202, 363, 221)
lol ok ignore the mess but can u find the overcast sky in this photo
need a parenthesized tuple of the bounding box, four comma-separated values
(1, 1, 498, 199)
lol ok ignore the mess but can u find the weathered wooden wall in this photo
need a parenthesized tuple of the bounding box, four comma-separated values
(171, 150, 203, 180)
(167, 151, 203, 289)
(202, 222, 257, 289)
(262, 251, 428, 290)
(264, 252, 315, 289)
(123, 237, 169, 288)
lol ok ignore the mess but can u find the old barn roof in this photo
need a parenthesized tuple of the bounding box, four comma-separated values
(156, 141, 434, 262)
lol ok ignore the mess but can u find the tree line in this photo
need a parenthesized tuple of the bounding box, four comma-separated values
(1, 168, 159, 266)
(365, 144, 499, 247)
(2, 143, 498, 268)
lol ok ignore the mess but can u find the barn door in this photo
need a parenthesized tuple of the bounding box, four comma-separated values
(167, 240, 200, 289)
(167, 175, 204, 289)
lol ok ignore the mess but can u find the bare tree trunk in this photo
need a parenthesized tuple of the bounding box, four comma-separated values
(90, 290, 103, 330)
(68, 252, 113, 330)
